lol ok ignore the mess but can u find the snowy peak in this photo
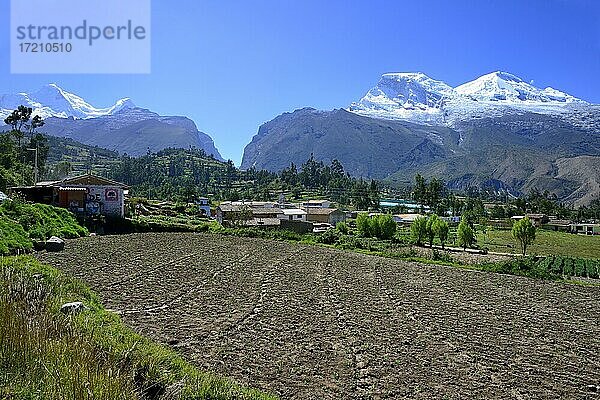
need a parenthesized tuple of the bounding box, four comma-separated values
(0, 84, 135, 120)
(353, 72, 454, 110)
(455, 71, 582, 104)
(350, 71, 590, 125)
(349, 72, 454, 124)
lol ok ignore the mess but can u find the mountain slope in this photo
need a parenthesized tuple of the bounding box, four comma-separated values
(242, 72, 600, 206)
(39, 107, 222, 158)
(241, 108, 460, 178)
(0, 85, 223, 160)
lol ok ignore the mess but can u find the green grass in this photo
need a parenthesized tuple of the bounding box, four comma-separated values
(478, 228, 600, 258)
(0, 256, 275, 400)
(0, 200, 88, 241)
(0, 216, 32, 255)
(0, 200, 89, 255)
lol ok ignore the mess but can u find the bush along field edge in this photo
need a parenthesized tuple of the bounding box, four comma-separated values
(0, 255, 276, 400)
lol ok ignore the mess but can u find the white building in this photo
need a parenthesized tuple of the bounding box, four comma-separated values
(279, 208, 307, 222)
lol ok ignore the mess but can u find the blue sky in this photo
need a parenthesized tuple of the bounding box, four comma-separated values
(1, 0, 599, 163)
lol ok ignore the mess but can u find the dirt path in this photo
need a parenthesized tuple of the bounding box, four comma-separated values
(37, 233, 600, 399)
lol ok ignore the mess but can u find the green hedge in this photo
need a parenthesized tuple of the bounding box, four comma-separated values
(538, 255, 600, 279)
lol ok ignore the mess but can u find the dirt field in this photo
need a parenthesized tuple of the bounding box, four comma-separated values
(38, 233, 600, 399)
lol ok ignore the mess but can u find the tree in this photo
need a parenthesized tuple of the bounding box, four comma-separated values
(457, 218, 475, 250)
(412, 174, 427, 210)
(512, 217, 536, 256)
(410, 216, 428, 246)
(4, 106, 44, 148)
(433, 218, 450, 249)
(357, 214, 396, 240)
(426, 214, 439, 247)
(426, 178, 445, 211)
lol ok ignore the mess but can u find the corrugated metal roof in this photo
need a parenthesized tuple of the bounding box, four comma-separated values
(282, 208, 307, 215)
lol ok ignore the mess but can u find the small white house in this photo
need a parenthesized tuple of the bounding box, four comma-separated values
(0, 191, 8, 202)
(195, 197, 211, 216)
(279, 208, 307, 222)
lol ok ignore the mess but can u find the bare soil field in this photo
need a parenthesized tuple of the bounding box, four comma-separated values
(38, 233, 600, 399)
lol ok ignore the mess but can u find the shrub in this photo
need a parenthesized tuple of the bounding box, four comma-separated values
(356, 213, 372, 237)
(377, 215, 397, 240)
(0, 200, 88, 240)
(587, 259, 599, 279)
(431, 249, 453, 263)
(319, 229, 342, 245)
(336, 221, 349, 235)
(483, 257, 560, 280)
(574, 258, 586, 277)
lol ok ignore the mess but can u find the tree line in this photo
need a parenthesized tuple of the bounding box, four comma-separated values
(109, 150, 381, 209)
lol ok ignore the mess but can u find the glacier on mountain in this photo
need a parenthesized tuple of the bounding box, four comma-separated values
(0, 83, 135, 120)
(349, 71, 590, 126)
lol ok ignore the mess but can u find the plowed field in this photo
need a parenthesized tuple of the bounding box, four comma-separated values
(38, 233, 600, 399)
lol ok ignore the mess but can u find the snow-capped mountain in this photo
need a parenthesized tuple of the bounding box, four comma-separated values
(351, 72, 455, 125)
(0, 84, 224, 160)
(0, 83, 135, 120)
(349, 71, 591, 126)
(455, 71, 580, 103)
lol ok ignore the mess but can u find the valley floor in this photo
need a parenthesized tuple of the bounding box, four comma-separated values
(38, 233, 600, 399)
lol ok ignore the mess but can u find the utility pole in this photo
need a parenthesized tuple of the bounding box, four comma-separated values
(26, 144, 38, 184)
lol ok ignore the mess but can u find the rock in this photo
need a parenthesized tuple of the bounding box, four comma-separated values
(45, 236, 65, 252)
(32, 240, 46, 251)
(60, 301, 88, 314)
(586, 385, 599, 393)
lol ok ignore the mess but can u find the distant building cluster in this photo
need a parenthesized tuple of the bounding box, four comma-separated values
(216, 198, 347, 233)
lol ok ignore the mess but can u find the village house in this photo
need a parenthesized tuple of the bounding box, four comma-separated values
(543, 219, 572, 232)
(300, 199, 332, 208)
(511, 214, 550, 227)
(280, 208, 307, 222)
(195, 197, 211, 216)
(0, 191, 8, 202)
(9, 174, 128, 218)
(394, 213, 424, 226)
(216, 203, 282, 226)
(304, 207, 346, 225)
(570, 223, 600, 235)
